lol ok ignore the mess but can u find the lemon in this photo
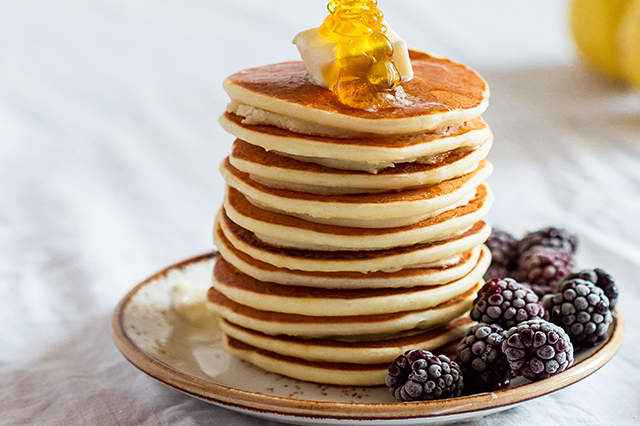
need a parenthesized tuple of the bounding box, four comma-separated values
(618, 0, 640, 90)
(570, 0, 634, 79)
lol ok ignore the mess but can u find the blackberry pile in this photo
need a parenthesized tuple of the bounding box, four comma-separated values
(386, 226, 620, 400)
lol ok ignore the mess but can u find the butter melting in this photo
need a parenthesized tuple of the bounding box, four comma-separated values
(171, 282, 217, 327)
(319, 0, 403, 110)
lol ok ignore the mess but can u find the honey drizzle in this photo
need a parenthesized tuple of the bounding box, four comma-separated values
(319, 0, 402, 110)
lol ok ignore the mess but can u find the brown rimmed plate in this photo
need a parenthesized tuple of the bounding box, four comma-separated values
(111, 252, 624, 425)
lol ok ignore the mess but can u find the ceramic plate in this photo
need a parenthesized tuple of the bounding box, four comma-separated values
(111, 252, 624, 425)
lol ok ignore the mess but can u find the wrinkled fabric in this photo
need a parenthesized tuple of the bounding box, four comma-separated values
(1, 1, 639, 425)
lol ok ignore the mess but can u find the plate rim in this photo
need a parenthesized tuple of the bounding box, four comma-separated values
(111, 252, 625, 421)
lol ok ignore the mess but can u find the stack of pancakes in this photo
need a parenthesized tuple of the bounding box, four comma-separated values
(209, 50, 494, 386)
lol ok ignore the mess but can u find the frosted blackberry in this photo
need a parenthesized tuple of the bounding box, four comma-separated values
(502, 319, 574, 380)
(456, 323, 514, 393)
(564, 268, 619, 309)
(517, 246, 574, 291)
(543, 278, 613, 347)
(386, 350, 463, 401)
(471, 278, 546, 328)
(486, 228, 518, 269)
(516, 227, 578, 256)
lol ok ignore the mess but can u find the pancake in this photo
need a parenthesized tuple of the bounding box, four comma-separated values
(215, 225, 483, 289)
(222, 326, 467, 386)
(216, 212, 491, 273)
(229, 136, 492, 194)
(220, 112, 490, 172)
(210, 247, 489, 316)
(223, 50, 489, 136)
(220, 158, 493, 228)
(224, 184, 493, 251)
(219, 316, 472, 365)
(222, 335, 388, 386)
(208, 282, 480, 337)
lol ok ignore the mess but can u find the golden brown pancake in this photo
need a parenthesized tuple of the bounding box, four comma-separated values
(223, 50, 489, 135)
(216, 211, 491, 273)
(219, 112, 491, 172)
(214, 223, 483, 289)
(208, 282, 480, 337)
(222, 335, 388, 386)
(229, 137, 492, 193)
(224, 184, 493, 251)
(210, 247, 489, 316)
(221, 318, 470, 386)
(219, 316, 472, 364)
(220, 158, 493, 227)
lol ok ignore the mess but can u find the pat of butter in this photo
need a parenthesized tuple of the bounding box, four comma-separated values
(171, 282, 214, 325)
(293, 21, 414, 89)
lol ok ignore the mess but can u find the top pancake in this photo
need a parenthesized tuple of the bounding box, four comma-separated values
(224, 50, 489, 135)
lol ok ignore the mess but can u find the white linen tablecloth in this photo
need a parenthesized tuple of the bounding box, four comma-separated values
(2, 1, 639, 424)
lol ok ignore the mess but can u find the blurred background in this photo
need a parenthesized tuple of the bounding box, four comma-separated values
(1, 1, 639, 424)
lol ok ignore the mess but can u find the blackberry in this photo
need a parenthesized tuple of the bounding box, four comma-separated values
(543, 278, 613, 347)
(502, 319, 574, 380)
(386, 350, 463, 401)
(516, 227, 578, 256)
(471, 278, 546, 328)
(486, 228, 518, 269)
(456, 323, 515, 393)
(564, 268, 619, 309)
(517, 246, 574, 291)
